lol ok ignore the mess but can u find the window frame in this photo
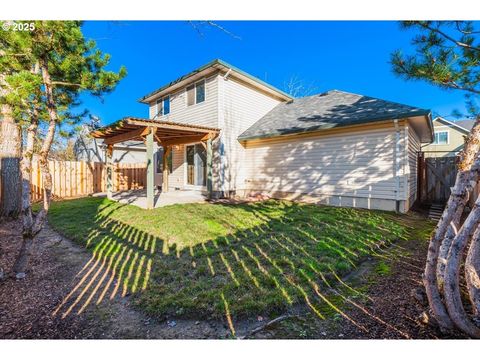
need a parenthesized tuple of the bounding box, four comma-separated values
(433, 130, 449, 145)
(186, 79, 206, 107)
(155, 95, 170, 118)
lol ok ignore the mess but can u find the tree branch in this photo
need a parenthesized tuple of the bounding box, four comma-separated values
(420, 22, 480, 52)
(51, 81, 85, 88)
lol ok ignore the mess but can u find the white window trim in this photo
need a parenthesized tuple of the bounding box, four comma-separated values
(433, 130, 449, 145)
(155, 95, 170, 118)
(186, 78, 206, 107)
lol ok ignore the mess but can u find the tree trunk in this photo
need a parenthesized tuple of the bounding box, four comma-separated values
(443, 197, 480, 338)
(0, 107, 22, 220)
(424, 117, 480, 330)
(466, 226, 480, 316)
(13, 58, 57, 277)
(437, 206, 464, 290)
(11, 118, 38, 277)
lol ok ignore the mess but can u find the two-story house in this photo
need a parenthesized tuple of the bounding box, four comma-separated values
(91, 59, 434, 213)
(422, 117, 473, 158)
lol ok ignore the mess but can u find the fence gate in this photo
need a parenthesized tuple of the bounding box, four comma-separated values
(418, 153, 457, 204)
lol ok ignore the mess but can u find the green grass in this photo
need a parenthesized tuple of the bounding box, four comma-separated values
(44, 196, 431, 322)
(374, 261, 392, 276)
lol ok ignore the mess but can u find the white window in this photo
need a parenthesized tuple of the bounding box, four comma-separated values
(433, 131, 449, 145)
(155, 96, 170, 118)
(186, 79, 206, 106)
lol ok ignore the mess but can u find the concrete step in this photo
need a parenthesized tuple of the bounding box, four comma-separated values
(428, 203, 445, 221)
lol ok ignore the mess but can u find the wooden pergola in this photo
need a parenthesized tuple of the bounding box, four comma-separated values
(91, 117, 220, 209)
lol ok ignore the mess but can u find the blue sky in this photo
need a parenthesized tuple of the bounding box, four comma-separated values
(80, 21, 470, 126)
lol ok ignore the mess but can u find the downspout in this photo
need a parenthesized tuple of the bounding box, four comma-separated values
(393, 119, 401, 213)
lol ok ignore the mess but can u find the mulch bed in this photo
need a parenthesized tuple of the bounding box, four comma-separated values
(0, 219, 102, 339)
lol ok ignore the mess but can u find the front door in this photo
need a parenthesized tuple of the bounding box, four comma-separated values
(186, 144, 206, 188)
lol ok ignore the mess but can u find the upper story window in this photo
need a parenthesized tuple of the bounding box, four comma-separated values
(155, 96, 170, 118)
(186, 79, 206, 106)
(196, 80, 205, 104)
(433, 131, 449, 145)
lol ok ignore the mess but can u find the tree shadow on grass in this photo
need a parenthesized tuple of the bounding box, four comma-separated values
(50, 199, 415, 338)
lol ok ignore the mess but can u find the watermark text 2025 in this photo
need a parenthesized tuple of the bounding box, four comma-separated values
(2, 22, 35, 32)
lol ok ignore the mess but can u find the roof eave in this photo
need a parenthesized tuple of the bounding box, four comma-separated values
(238, 111, 431, 142)
(138, 59, 293, 104)
(434, 116, 471, 133)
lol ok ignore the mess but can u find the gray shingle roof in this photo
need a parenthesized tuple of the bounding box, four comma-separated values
(238, 90, 431, 141)
(454, 119, 475, 131)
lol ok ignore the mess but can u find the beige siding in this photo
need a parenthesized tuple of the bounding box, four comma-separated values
(148, 74, 219, 128)
(219, 77, 282, 193)
(407, 124, 421, 207)
(167, 145, 185, 190)
(240, 124, 410, 212)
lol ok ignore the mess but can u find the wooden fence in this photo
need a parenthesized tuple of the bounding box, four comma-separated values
(31, 160, 146, 201)
(417, 153, 480, 208)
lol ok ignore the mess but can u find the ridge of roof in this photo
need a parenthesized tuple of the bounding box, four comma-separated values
(138, 59, 292, 103)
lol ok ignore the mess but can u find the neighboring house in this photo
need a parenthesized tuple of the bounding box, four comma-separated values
(421, 117, 473, 157)
(91, 59, 433, 213)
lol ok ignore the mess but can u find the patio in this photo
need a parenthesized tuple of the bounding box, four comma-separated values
(90, 117, 220, 209)
(105, 188, 207, 209)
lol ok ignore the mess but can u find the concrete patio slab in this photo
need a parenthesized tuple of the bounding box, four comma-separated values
(107, 189, 207, 209)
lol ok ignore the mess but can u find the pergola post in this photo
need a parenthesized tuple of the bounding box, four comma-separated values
(146, 127, 155, 209)
(206, 136, 213, 198)
(106, 144, 113, 200)
(162, 145, 170, 193)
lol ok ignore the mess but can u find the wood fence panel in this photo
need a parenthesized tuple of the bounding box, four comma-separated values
(30, 160, 146, 201)
(419, 155, 457, 204)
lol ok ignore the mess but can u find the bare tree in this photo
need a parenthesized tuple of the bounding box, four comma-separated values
(283, 75, 318, 98)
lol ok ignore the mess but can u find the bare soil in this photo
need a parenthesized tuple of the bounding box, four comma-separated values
(0, 216, 466, 339)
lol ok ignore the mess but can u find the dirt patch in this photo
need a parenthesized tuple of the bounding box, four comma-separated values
(0, 219, 231, 339)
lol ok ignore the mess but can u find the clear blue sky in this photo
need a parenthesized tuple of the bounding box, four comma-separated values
(80, 21, 470, 126)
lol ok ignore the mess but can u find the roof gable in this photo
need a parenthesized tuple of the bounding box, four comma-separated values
(139, 59, 293, 104)
(238, 90, 431, 141)
(433, 117, 472, 133)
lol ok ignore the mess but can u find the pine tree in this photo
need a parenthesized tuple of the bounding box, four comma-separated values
(0, 21, 126, 277)
(392, 21, 480, 337)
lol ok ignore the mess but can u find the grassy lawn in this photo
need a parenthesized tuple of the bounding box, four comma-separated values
(45, 197, 432, 326)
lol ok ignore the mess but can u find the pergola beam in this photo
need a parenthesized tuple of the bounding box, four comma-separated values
(104, 126, 151, 145)
(160, 133, 212, 147)
(126, 118, 215, 134)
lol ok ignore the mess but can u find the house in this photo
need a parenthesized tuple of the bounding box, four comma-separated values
(90, 59, 433, 213)
(421, 117, 473, 158)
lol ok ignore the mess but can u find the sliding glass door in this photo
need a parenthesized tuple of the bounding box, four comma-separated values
(186, 144, 206, 187)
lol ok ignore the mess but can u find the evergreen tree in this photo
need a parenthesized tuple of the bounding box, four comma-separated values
(0, 21, 126, 277)
(392, 21, 480, 337)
